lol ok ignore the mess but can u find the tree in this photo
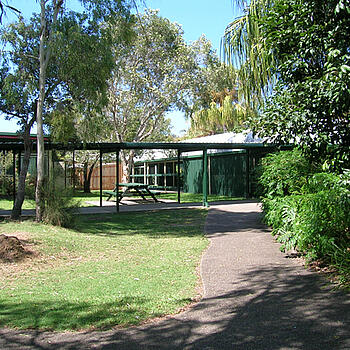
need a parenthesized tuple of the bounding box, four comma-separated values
(35, 0, 63, 222)
(254, 0, 350, 169)
(0, 1, 20, 24)
(189, 94, 247, 137)
(34, 0, 134, 221)
(49, 105, 110, 193)
(1, 1, 132, 219)
(105, 10, 204, 180)
(223, 0, 273, 112)
(186, 61, 250, 137)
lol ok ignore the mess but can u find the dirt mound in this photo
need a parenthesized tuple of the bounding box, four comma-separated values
(0, 234, 32, 262)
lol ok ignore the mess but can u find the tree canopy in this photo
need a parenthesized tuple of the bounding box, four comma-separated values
(256, 0, 350, 168)
(105, 10, 220, 177)
(0, 0, 134, 219)
(225, 0, 350, 169)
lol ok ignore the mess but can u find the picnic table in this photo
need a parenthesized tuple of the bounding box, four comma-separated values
(104, 183, 160, 203)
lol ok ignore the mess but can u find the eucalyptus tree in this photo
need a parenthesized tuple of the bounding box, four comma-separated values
(49, 105, 111, 193)
(1, 1, 133, 219)
(106, 10, 206, 179)
(0, 1, 19, 24)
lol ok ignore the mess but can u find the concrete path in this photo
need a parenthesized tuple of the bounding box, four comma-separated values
(0, 202, 349, 349)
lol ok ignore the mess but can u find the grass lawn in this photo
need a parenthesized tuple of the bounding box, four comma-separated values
(0, 191, 244, 210)
(0, 191, 101, 210)
(157, 192, 244, 203)
(0, 209, 208, 331)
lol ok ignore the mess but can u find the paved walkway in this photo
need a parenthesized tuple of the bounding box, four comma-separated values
(0, 202, 349, 349)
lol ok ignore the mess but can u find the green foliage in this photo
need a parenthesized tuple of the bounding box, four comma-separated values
(254, 0, 350, 168)
(263, 195, 302, 251)
(41, 177, 77, 228)
(223, 0, 274, 112)
(260, 151, 350, 285)
(189, 94, 247, 137)
(257, 149, 320, 198)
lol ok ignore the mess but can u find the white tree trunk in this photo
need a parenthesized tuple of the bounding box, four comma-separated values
(35, 0, 63, 221)
(35, 0, 48, 222)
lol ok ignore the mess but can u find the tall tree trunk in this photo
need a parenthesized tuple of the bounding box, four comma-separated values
(11, 125, 33, 220)
(83, 156, 99, 193)
(35, 0, 63, 222)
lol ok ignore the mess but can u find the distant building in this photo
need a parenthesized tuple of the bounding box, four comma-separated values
(132, 131, 266, 197)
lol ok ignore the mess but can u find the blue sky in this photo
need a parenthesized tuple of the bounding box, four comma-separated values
(0, 0, 239, 135)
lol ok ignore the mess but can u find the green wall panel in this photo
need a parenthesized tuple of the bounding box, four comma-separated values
(210, 153, 246, 197)
(183, 158, 203, 193)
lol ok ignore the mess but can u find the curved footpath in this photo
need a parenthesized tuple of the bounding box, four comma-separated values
(0, 201, 349, 349)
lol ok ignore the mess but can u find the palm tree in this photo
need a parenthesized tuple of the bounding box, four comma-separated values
(222, 0, 274, 112)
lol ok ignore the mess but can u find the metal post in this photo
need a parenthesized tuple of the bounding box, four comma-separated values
(116, 150, 120, 213)
(246, 149, 250, 198)
(72, 150, 75, 191)
(12, 151, 16, 204)
(18, 150, 21, 178)
(177, 150, 181, 203)
(99, 150, 103, 207)
(202, 149, 209, 207)
(47, 150, 49, 179)
(64, 152, 67, 189)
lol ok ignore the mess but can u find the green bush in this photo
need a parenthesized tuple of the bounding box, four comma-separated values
(41, 178, 78, 228)
(262, 195, 302, 251)
(260, 152, 350, 286)
(296, 173, 350, 260)
(258, 149, 320, 198)
(24, 176, 36, 200)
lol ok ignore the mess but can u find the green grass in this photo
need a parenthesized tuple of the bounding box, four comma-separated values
(158, 192, 244, 203)
(0, 196, 36, 210)
(0, 209, 208, 331)
(0, 191, 100, 210)
(0, 191, 244, 210)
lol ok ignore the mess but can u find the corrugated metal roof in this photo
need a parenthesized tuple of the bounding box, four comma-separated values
(135, 131, 264, 161)
(184, 131, 263, 144)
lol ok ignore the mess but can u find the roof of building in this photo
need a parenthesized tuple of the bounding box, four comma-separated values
(184, 131, 263, 144)
(135, 131, 264, 161)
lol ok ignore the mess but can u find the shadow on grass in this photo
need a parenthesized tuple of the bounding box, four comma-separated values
(0, 296, 169, 331)
(74, 209, 208, 239)
(0, 266, 348, 349)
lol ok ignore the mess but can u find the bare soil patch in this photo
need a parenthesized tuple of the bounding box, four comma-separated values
(0, 234, 35, 262)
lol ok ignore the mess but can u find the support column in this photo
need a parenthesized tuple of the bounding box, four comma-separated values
(99, 150, 103, 207)
(12, 151, 16, 204)
(202, 149, 209, 207)
(64, 152, 67, 189)
(246, 149, 250, 199)
(72, 150, 75, 191)
(116, 150, 120, 213)
(177, 150, 181, 203)
(18, 151, 21, 177)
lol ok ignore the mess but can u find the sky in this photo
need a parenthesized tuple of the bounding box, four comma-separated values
(0, 0, 240, 136)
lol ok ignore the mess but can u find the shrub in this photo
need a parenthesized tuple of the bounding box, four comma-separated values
(258, 149, 320, 198)
(296, 173, 350, 261)
(41, 177, 78, 228)
(262, 195, 302, 251)
(259, 151, 350, 286)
